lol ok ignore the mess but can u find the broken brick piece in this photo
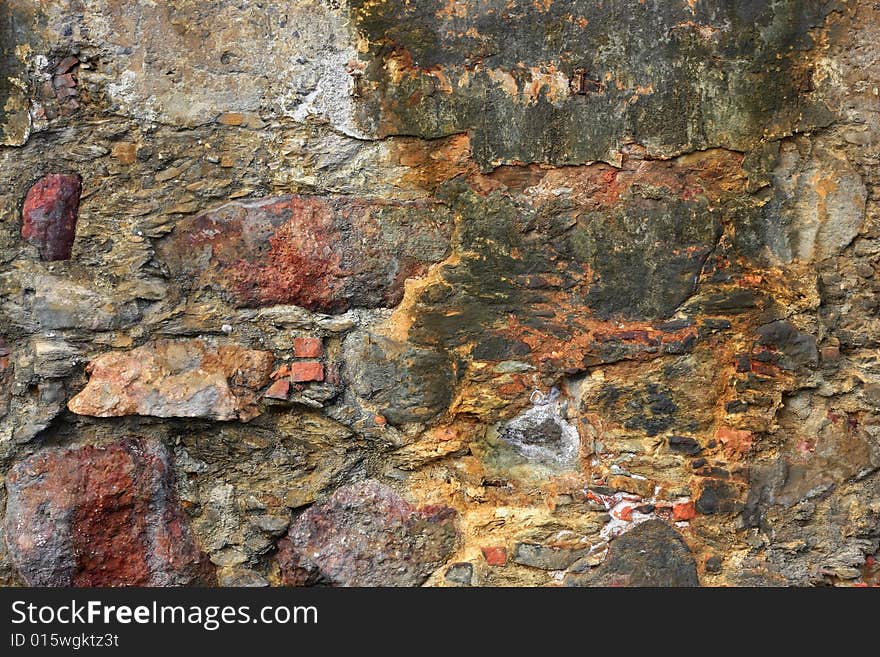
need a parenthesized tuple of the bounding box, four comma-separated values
(263, 378, 290, 400)
(271, 364, 291, 380)
(616, 505, 634, 521)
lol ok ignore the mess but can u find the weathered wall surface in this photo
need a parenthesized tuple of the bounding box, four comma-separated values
(1, 0, 878, 587)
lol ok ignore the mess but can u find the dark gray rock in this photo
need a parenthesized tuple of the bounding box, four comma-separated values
(444, 562, 473, 585)
(351, 0, 833, 168)
(565, 520, 699, 587)
(575, 199, 723, 319)
(668, 435, 702, 456)
(696, 478, 741, 515)
(756, 320, 818, 370)
(512, 542, 589, 571)
(343, 332, 456, 425)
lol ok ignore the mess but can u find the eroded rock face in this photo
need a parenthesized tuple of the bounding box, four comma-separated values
(277, 480, 458, 586)
(0, 272, 142, 334)
(0, 3, 31, 146)
(158, 195, 453, 313)
(21, 173, 81, 261)
(4, 438, 211, 586)
(1, 0, 879, 589)
(68, 340, 274, 421)
(0, 338, 11, 418)
(350, 0, 834, 167)
(764, 141, 867, 262)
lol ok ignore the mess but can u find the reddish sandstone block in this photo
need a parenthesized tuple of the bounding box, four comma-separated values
(482, 546, 507, 566)
(3, 438, 211, 586)
(291, 361, 324, 383)
(294, 337, 323, 358)
(155, 195, 453, 312)
(67, 339, 274, 421)
(21, 173, 82, 261)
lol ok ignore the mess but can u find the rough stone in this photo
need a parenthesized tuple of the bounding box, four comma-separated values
(21, 173, 82, 261)
(32, 338, 80, 378)
(277, 480, 458, 587)
(68, 340, 274, 421)
(668, 435, 702, 456)
(565, 520, 699, 587)
(351, 0, 833, 167)
(755, 321, 819, 370)
(512, 542, 588, 571)
(696, 479, 741, 516)
(497, 392, 580, 467)
(763, 141, 867, 262)
(0, 2, 31, 146)
(158, 195, 453, 312)
(0, 272, 142, 333)
(217, 568, 270, 587)
(0, 339, 12, 418)
(343, 332, 456, 426)
(444, 562, 474, 586)
(4, 438, 211, 586)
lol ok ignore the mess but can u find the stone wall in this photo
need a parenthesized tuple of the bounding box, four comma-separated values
(1, 0, 878, 587)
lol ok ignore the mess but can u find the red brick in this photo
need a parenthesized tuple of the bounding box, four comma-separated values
(294, 337, 323, 358)
(291, 361, 324, 383)
(673, 501, 697, 521)
(481, 546, 507, 566)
